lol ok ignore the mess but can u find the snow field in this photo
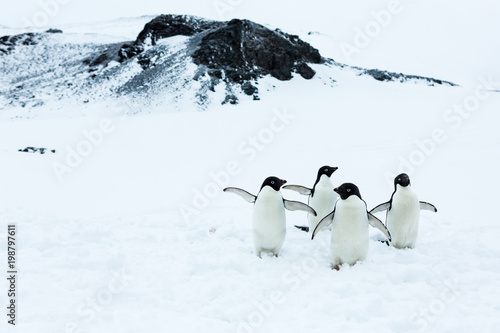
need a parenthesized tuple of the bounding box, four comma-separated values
(1, 70, 499, 332)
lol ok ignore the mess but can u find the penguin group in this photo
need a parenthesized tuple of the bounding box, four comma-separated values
(223, 166, 437, 269)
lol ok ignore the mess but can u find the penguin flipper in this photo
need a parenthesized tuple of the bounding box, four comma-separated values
(368, 212, 391, 242)
(223, 187, 256, 203)
(282, 185, 312, 195)
(283, 200, 317, 216)
(420, 201, 437, 212)
(370, 202, 390, 214)
(311, 209, 335, 240)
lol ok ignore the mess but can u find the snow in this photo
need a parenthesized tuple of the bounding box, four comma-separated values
(1, 68, 500, 332)
(1, 3, 500, 333)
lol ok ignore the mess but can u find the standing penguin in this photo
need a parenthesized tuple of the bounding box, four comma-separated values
(370, 173, 437, 249)
(283, 165, 339, 232)
(312, 183, 391, 270)
(224, 176, 317, 257)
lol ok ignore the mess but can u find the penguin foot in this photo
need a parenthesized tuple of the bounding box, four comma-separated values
(332, 265, 340, 271)
(378, 240, 390, 246)
(294, 225, 310, 232)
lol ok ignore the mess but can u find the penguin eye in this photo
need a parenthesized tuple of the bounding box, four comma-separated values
(347, 188, 351, 192)
(271, 181, 275, 184)
(398, 178, 401, 182)
(325, 169, 328, 172)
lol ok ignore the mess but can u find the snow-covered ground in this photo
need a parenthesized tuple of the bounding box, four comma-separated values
(1, 1, 500, 332)
(1, 68, 499, 332)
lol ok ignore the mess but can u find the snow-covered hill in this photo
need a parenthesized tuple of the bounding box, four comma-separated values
(1, 10, 500, 333)
(0, 15, 456, 118)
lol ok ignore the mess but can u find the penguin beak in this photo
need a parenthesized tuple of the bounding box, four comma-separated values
(333, 167, 338, 171)
(334, 187, 339, 193)
(282, 179, 287, 184)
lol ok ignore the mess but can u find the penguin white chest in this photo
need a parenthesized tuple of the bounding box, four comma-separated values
(308, 175, 337, 230)
(330, 196, 369, 266)
(252, 187, 286, 256)
(387, 186, 420, 249)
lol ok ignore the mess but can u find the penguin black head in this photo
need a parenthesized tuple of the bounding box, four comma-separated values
(260, 176, 287, 192)
(394, 173, 411, 188)
(312, 166, 338, 195)
(334, 183, 362, 200)
(317, 165, 338, 178)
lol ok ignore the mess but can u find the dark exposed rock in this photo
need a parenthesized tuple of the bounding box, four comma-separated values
(365, 69, 393, 82)
(135, 14, 221, 45)
(117, 15, 322, 85)
(119, 42, 144, 62)
(1, 29, 60, 56)
(18, 147, 56, 154)
(0, 32, 40, 55)
(45, 28, 63, 34)
(362, 68, 457, 86)
(222, 94, 238, 105)
(137, 54, 152, 70)
(241, 82, 258, 96)
(119, 15, 222, 61)
(191, 19, 322, 83)
(84, 42, 130, 67)
(295, 62, 316, 79)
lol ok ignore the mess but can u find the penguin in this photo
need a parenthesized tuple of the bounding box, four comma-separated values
(283, 166, 339, 232)
(311, 183, 391, 270)
(224, 176, 317, 257)
(369, 173, 437, 249)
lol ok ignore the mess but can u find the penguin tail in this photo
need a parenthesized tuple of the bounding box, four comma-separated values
(294, 225, 310, 232)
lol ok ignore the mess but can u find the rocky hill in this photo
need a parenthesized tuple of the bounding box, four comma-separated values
(0, 15, 456, 112)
